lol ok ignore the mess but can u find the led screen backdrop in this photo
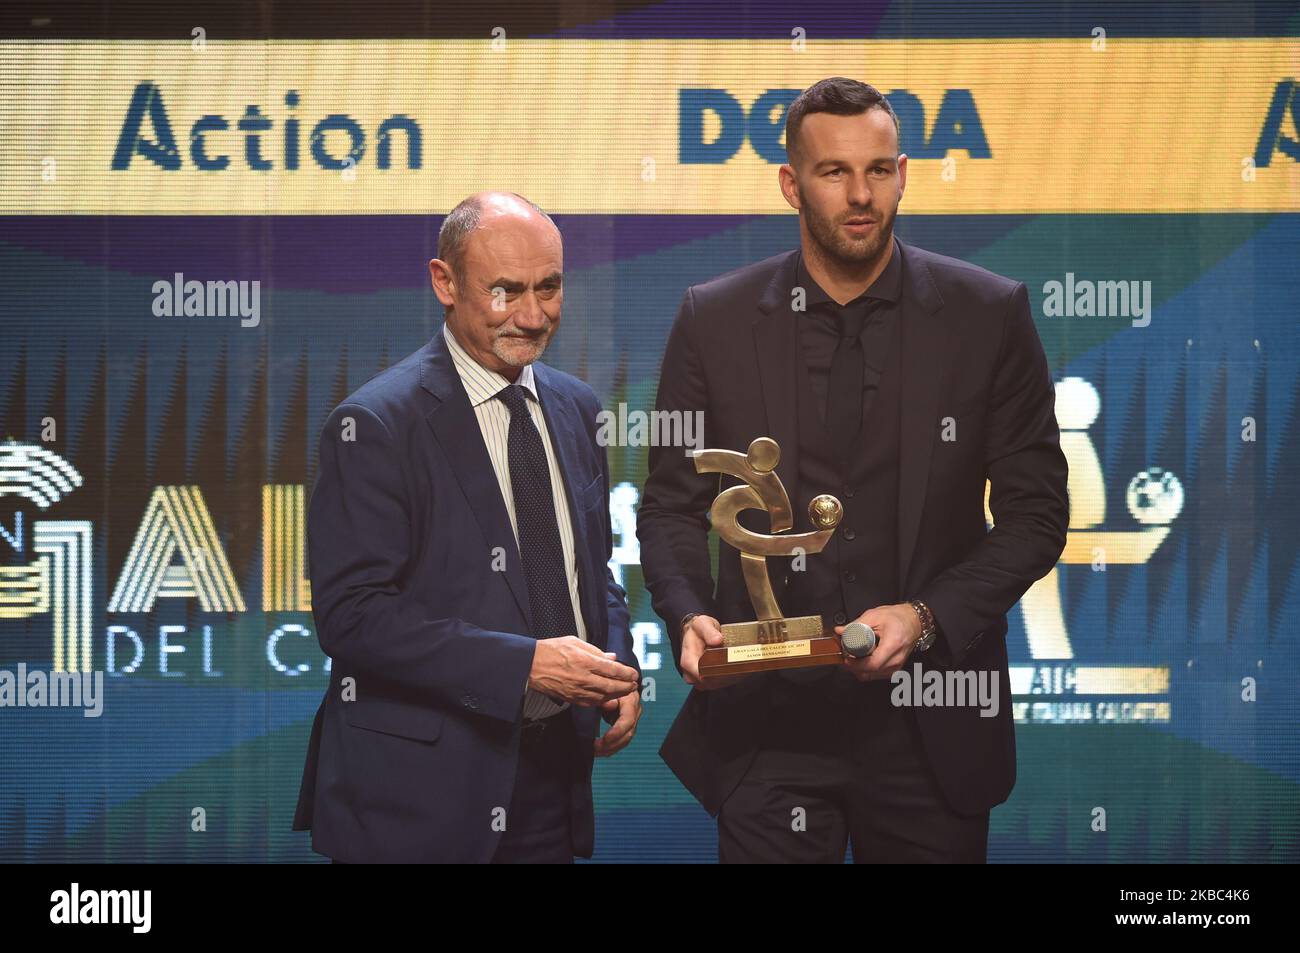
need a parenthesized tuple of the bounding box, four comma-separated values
(1, 3, 1298, 861)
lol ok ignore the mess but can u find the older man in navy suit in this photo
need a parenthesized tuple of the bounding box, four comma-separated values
(293, 192, 642, 863)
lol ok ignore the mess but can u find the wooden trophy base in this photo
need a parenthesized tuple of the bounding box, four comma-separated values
(697, 615, 843, 681)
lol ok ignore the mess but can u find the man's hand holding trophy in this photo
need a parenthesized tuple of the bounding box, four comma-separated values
(679, 437, 881, 688)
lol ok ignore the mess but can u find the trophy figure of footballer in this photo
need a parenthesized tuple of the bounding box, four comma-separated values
(692, 437, 855, 679)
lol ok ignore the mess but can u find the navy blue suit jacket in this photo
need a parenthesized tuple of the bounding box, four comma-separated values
(292, 328, 636, 862)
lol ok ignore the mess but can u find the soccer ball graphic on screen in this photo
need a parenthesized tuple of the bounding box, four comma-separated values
(1125, 467, 1185, 526)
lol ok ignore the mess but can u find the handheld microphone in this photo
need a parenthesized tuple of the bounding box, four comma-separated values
(839, 621, 878, 658)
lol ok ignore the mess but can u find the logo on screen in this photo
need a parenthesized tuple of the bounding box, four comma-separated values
(678, 87, 990, 164)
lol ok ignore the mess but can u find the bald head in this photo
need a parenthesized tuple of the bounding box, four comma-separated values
(428, 191, 564, 381)
(438, 191, 558, 285)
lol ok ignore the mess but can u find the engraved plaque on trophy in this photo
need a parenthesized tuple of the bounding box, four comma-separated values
(693, 437, 846, 680)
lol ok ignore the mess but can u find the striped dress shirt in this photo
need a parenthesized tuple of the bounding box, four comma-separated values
(442, 323, 587, 720)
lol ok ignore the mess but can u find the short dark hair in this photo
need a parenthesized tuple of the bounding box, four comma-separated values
(784, 77, 900, 162)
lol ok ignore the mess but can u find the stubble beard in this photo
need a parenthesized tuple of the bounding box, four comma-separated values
(491, 322, 554, 368)
(805, 197, 898, 271)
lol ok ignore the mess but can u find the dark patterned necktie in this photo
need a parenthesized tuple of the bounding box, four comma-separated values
(495, 384, 578, 640)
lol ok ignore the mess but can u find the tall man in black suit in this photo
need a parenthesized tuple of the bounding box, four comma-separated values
(637, 78, 1069, 863)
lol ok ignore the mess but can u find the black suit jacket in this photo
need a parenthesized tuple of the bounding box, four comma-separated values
(636, 239, 1069, 817)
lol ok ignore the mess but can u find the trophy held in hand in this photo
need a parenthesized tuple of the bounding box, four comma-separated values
(693, 437, 847, 681)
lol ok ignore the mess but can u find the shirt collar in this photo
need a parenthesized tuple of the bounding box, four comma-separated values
(795, 235, 903, 310)
(442, 323, 538, 408)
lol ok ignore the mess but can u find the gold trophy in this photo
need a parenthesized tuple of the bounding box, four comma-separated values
(693, 437, 845, 680)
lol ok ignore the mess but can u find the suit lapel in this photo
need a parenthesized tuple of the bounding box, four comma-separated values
(895, 242, 957, 594)
(753, 251, 803, 507)
(533, 367, 600, 644)
(420, 331, 533, 628)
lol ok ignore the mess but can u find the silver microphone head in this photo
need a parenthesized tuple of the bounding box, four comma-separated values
(840, 621, 878, 658)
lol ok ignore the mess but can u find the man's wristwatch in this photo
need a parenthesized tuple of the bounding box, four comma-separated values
(680, 611, 703, 636)
(907, 599, 938, 653)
